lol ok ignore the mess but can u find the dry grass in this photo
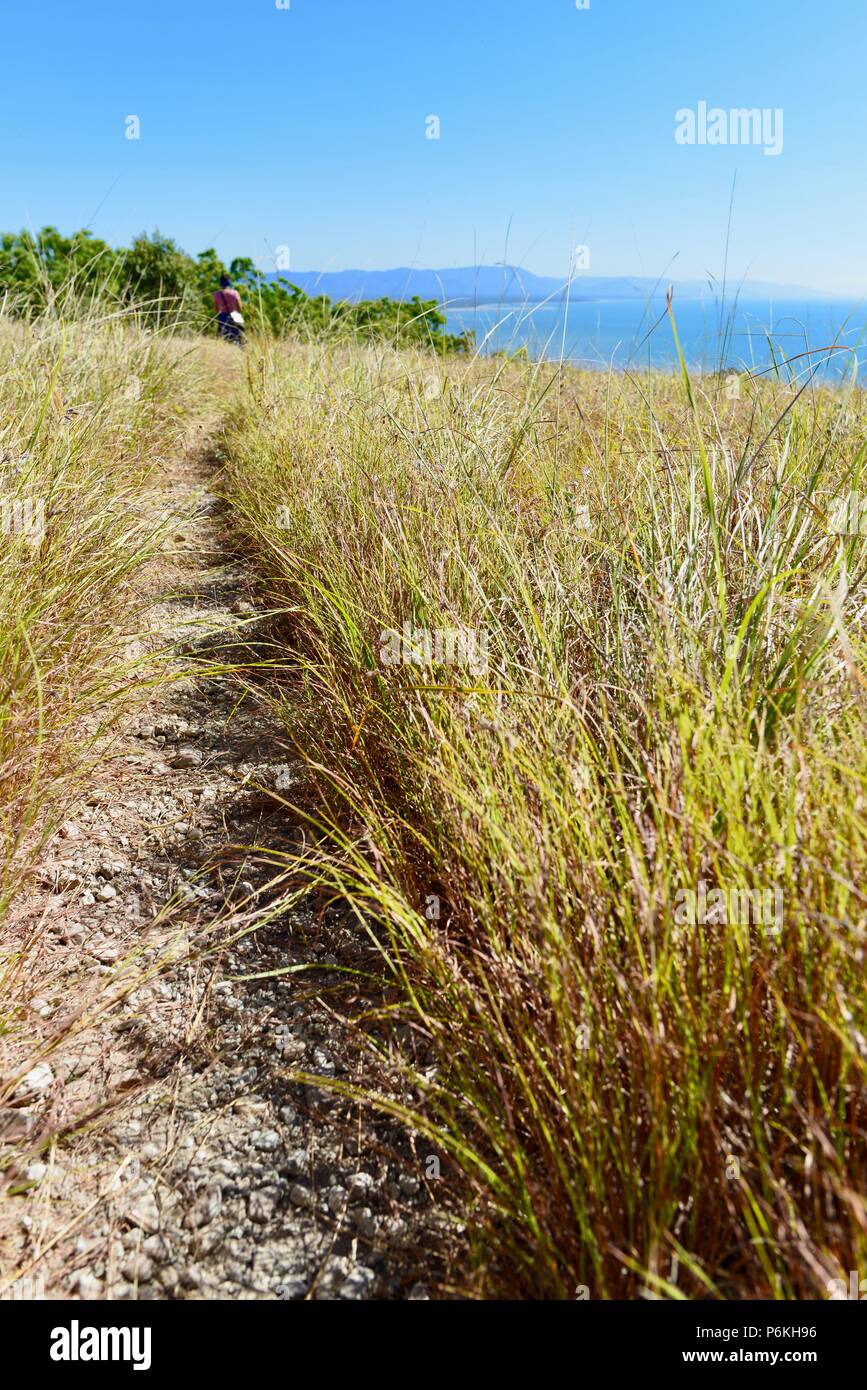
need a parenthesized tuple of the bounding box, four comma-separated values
(0, 311, 218, 1112)
(221, 335, 867, 1299)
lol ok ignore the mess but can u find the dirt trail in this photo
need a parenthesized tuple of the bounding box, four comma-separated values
(1, 383, 440, 1301)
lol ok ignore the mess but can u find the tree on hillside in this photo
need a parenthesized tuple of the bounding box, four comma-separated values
(119, 231, 198, 324)
(0, 227, 116, 313)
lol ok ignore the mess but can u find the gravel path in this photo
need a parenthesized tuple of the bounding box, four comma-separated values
(1, 420, 446, 1300)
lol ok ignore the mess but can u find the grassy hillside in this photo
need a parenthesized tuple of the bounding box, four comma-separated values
(220, 338, 867, 1298)
(3, 298, 864, 1300)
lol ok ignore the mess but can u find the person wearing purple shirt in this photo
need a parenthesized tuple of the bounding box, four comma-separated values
(214, 275, 244, 344)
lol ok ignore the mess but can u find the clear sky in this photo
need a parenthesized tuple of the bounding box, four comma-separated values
(4, 0, 866, 294)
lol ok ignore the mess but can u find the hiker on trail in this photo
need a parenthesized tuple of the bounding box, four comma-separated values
(214, 275, 244, 345)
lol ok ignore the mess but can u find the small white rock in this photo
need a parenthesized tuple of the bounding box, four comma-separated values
(184, 1184, 222, 1230)
(125, 1190, 161, 1233)
(354, 1207, 377, 1239)
(249, 1189, 279, 1222)
(120, 1253, 154, 1284)
(251, 1129, 281, 1152)
(338, 1265, 376, 1299)
(15, 1062, 54, 1098)
(171, 747, 203, 769)
(72, 1271, 103, 1299)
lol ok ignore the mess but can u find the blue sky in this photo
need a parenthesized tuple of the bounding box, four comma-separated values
(4, 0, 866, 293)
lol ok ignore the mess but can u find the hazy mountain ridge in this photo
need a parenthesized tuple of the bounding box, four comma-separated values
(265, 264, 832, 305)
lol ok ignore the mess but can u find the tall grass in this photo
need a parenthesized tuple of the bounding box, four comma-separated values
(0, 308, 210, 1057)
(222, 338, 867, 1298)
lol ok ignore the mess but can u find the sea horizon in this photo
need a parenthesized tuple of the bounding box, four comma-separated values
(443, 294, 867, 381)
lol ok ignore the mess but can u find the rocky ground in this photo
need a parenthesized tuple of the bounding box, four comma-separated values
(0, 416, 450, 1301)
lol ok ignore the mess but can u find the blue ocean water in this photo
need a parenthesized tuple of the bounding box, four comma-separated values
(444, 297, 867, 384)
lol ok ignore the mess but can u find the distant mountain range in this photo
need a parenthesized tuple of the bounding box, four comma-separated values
(264, 264, 831, 306)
